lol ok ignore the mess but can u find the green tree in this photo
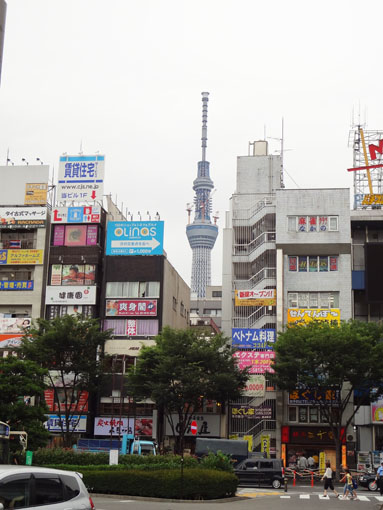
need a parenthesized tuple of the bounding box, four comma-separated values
(127, 326, 249, 455)
(0, 356, 49, 453)
(20, 315, 112, 447)
(272, 320, 383, 472)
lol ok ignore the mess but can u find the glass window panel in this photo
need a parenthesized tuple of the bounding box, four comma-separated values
(0, 475, 30, 508)
(289, 256, 297, 271)
(319, 216, 328, 231)
(288, 293, 298, 308)
(297, 216, 307, 232)
(319, 292, 330, 308)
(308, 216, 317, 232)
(309, 407, 318, 423)
(330, 256, 338, 271)
(298, 256, 307, 272)
(106, 282, 123, 297)
(321, 409, 329, 423)
(288, 217, 297, 232)
(138, 282, 147, 298)
(298, 292, 309, 308)
(329, 216, 338, 231)
(61, 474, 80, 501)
(148, 281, 160, 297)
(319, 256, 328, 272)
(309, 293, 318, 308)
(34, 477, 64, 505)
(329, 292, 339, 308)
(298, 407, 308, 423)
(288, 406, 297, 422)
(136, 320, 158, 336)
(309, 256, 318, 272)
(103, 319, 126, 335)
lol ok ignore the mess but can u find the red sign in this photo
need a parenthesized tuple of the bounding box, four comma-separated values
(190, 420, 197, 435)
(44, 389, 89, 412)
(106, 299, 157, 317)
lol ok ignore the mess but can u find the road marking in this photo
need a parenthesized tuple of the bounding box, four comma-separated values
(117, 501, 134, 503)
(237, 491, 280, 497)
(319, 495, 330, 499)
(280, 495, 291, 498)
(376, 496, 383, 501)
(300, 494, 310, 499)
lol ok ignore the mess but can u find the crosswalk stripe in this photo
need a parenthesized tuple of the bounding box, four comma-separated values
(300, 494, 310, 499)
(357, 495, 370, 501)
(376, 496, 383, 501)
(280, 495, 291, 498)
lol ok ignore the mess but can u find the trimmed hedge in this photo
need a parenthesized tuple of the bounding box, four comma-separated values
(82, 468, 238, 499)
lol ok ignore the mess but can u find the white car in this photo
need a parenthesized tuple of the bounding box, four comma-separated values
(0, 465, 95, 509)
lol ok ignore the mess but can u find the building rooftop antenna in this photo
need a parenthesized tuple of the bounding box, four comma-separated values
(201, 91, 209, 162)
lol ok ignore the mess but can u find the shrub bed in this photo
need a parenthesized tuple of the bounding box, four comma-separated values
(82, 468, 238, 499)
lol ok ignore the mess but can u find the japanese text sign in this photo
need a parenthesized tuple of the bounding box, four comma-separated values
(0, 250, 43, 265)
(45, 415, 87, 433)
(241, 375, 266, 397)
(288, 389, 340, 405)
(106, 221, 164, 256)
(0, 280, 33, 291)
(57, 155, 105, 202)
(52, 206, 101, 224)
(106, 299, 157, 317)
(45, 286, 96, 305)
(25, 183, 48, 205)
(287, 308, 340, 325)
(232, 328, 275, 349)
(0, 207, 47, 228)
(231, 405, 272, 419)
(235, 289, 276, 307)
(233, 350, 275, 374)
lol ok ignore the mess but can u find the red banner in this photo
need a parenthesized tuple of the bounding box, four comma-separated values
(44, 389, 89, 412)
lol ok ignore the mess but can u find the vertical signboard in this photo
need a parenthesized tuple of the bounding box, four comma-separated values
(57, 155, 105, 203)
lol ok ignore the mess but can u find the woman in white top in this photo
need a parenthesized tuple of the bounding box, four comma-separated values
(321, 460, 340, 498)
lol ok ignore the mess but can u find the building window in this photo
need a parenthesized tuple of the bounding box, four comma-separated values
(172, 297, 177, 311)
(298, 407, 308, 423)
(288, 406, 297, 422)
(180, 302, 185, 317)
(289, 256, 338, 272)
(287, 292, 339, 308)
(103, 319, 159, 337)
(287, 216, 339, 233)
(203, 308, 222, 317)
(309, 407, 319, 423)
(212, 290, 222, 297)
(106, 281, 160, 298)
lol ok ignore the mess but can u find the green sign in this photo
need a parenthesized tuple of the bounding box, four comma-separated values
(25, 451, 33, 466)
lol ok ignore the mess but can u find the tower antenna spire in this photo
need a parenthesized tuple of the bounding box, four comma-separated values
(201, 92, 209, 162)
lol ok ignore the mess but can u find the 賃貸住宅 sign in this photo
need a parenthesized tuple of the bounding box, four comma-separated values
(233, 350, 275, 374)
(287, 308, 340, 325)
(24, 183, 48, 205)
(288, 389, 340, 405)
(235, 289, 276, 307)
(51, 206, 101, 224)
(0, 207, 47, 228)
(165, 414, 220, 437)
(94, 417, 153, 437)
(44, 415, 87, 433)
(0, 280, 33, 291)
(106, 221, 164, 256)
(0, 249, 43, 265)
(57, 155, 105, 203)
(241, 375, 266, 397)
(106, 299, 157, 317)
(231, 405, 272, 419)
(232, 328, 275, 349)
(45, 286, 96, 305)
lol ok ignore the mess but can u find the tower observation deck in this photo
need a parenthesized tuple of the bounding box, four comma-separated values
(186, 92, 218, 298)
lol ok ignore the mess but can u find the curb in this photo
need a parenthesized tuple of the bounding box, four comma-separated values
(91, 493, 248, 503)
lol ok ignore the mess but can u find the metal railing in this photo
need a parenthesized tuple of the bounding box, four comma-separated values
(234, 267, 276, 290)
(233, 231, 276, 256)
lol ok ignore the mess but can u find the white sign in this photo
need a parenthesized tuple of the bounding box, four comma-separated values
(109, 449, 119, 465)
(94, 417, 134, 436)
(242, 375, 266, 397)
(0, 207, 47, 228)
(52, 206, 101, 224)
(57, 155, 105, 203)
(164, 414, 220, 437)
(44, 415, 87, 432)
(45, 286, 96, 305)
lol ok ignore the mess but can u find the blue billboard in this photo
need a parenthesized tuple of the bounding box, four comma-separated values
(232, 328, 276, 349)
(106, 221, 164, 256)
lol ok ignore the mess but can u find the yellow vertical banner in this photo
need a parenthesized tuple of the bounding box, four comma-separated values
(342, 445, 347, 468)
(260, 434, 270, 457)
(319, 451, 326, 475)
(243, 435, 253, 452)
(281, 444, 286, 467)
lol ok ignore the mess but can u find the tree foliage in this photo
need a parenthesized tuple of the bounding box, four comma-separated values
(127, 327, 249, 454)
(0, 356, 49, 452)
(20, 315, 112, 447)
(272, 320, 383, 470)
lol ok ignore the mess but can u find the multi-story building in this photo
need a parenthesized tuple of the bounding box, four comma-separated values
(0, 165, 50, 355)
(190, 285, 222, 333)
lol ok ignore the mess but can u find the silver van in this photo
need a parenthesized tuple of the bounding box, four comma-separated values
(0, 466, 95, 509)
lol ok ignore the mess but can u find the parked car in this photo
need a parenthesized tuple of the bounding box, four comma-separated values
(358, 472, 378, 491)
(0, 465, 95, 509)
(234, 458, 285, 489)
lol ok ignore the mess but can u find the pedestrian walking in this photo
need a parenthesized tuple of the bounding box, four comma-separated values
(321, 460, 339, 498)
(376, 461, 383, 495)
(308, 455, 315, 469)
(340, 468, 357, 500)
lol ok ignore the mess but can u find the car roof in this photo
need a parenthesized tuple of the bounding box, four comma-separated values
(0, 465, 82, 477)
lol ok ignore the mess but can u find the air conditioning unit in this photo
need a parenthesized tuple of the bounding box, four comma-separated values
(347, 433, 356, 442)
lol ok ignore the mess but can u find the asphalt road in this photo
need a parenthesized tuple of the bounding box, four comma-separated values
(92, 485, 383, 510)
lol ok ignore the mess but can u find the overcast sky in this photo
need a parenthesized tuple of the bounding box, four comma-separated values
(0, 1, 382, 286)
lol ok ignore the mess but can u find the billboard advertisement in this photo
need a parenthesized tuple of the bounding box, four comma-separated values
(164, 414, 220, 437)
(231, 405, 272, 419)
(371, 399, 383, 423)
(0, 207, 47, 228)
(57, 155, 105, 203)
(45, 415, 87, 433)
(52, 206, 101, 224)
(106, 299, 157, 317)
(287, 308, 341, 325)
(44, 388, 88, 412)
(232, 328, 275, 349)
(241, 375, 266, 397)
(24, 183, 48, 205)
(106, 221, 164, 256)
(0, 249, 43, 265)
(0, 280, 34, 290)
(94, 417, 153, 437)
(0, 318, 31, 334)
(235, 289, 276, 307)
(45, 286, 96, 305)
(288, 389, 340, 405)
(0, 334, 24, 349)
(233, 351, 275, 374)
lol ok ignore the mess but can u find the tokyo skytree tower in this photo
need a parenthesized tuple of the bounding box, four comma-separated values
(186, 92, 218, 298)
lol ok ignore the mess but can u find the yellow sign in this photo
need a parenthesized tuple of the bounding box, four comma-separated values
(0, 249, 43, 265)
(260, 434, 270, 457)
(361, 194, 383, 206)
(319, 451, 326, 475)
(25, 183, 48, 205)
(281, 443, 286, 467)
(235, 289, 276, 307)
(287, 308, 340, 326)
(342, 445, 347, 468)
(243, 435, 253, 452)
